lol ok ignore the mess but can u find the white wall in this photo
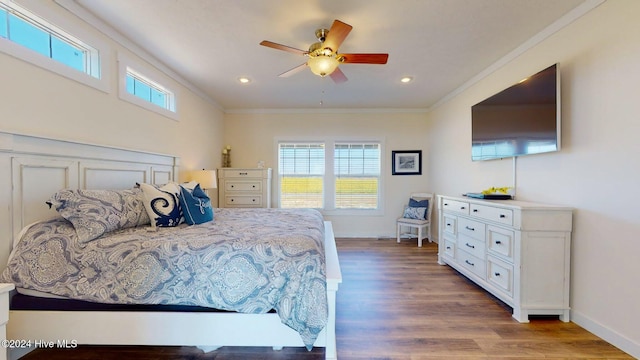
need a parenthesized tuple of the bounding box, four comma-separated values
(427, 0, 640, 356)
(223, 111, 429, 237)
(0, 0, 224, 181)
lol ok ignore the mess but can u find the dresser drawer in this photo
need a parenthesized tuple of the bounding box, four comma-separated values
(223, 195, 263, 207)
(442, 214, 457, 236)
(487, 225, 515, 262)
(441, 237, 456, 259)
(458, 217, 486, 241)
(441, 199, 470, 215)
(225, 180, 262, 192)
(456, 250, 486, 280)
(221, 169, 266, 178)
(470, 204, 513, 226)
(457, 233, 485, 260)
(487, 255, 514, 297)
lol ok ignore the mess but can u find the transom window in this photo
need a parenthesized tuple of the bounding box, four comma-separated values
(278, 140, 382, 212)
(126, 69, 174, 112)
(0, 1, 100, 79)
(118, 52, 178, 120)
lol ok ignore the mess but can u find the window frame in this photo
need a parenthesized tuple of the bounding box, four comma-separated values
(277, 142, 326, 209)
(275, 137, 384, 216)
(0, 0, 109, 93)
(117, 51, 178, 121)
(333, 141, 382, 211)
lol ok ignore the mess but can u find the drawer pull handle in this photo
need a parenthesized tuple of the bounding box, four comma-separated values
(499, 214, 506, 218)
(444, 203, 449, 206)
(473, 209, 478, 213)
(240, 172, 248, 175)
(446, 246, 451, 250)
(446, 223, 451, 226)
(465, 226, 475, 231)
(465, 243, 475, 249)
(465, 260, 475, 267)
(494, 272, 501, 277)
(495, 240, 502, 244)
(460, 206, 466, 210)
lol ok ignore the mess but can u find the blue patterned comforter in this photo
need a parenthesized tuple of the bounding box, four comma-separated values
(1, 208, 327, 348)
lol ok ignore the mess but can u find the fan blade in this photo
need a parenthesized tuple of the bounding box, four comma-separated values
(278, 63, 308, 77)
(330, 67, 348, 83)
(340, 53, 389, 64)
(323, 20, 352, 52)
(260, 40, 308, 55)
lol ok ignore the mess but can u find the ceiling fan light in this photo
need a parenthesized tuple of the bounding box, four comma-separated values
(307, 54, 339, 77)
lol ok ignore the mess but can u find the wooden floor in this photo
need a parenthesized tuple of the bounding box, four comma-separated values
(21, 238, 632, 359)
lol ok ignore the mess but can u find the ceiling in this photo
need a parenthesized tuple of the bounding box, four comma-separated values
(71, 0, 588, 111)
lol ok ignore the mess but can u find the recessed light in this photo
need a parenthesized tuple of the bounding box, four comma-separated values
(238, 77, 251, 84)
(401, 76, 413, 83)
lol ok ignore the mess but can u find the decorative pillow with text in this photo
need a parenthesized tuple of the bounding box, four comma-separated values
(179, 183, 213, 225)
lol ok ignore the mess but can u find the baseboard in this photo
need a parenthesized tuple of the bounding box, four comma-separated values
(571, 309, 639, 358)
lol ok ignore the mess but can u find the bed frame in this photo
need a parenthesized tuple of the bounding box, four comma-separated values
(0, 132, 341, 360)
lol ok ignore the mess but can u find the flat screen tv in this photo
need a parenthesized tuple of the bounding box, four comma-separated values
(471, 64, 560, 161)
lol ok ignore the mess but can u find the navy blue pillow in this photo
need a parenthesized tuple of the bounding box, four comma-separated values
(409, 198, 429, 208)
(179, 184, 213, 225)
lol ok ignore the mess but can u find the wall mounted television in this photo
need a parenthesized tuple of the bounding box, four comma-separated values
(471, 64, 560, 161)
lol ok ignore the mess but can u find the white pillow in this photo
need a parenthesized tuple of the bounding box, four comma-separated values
(139, 183, 182, 229)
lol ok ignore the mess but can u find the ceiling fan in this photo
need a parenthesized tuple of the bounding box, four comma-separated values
(260, 19, 389, 83)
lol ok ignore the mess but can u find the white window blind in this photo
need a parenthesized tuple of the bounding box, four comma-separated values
(334, 143, 380, 209)
(278, 143, 325, 208)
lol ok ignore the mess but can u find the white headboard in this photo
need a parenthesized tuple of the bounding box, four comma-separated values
(0, 131, 180, 269)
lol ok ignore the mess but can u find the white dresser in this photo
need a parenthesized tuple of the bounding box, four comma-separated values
(437, 195, 572, 322)
(217, 168, 272, 208)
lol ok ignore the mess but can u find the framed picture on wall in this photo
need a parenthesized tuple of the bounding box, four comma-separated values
(392, 150, 422, 175)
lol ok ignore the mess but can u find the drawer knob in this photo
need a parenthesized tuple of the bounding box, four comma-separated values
(460, 206, 466, 210)
(494, 272, 501, 277)
(495, 240, 502, 244)
(446, 223, 451, 226)
(252, 199, 256, 202)
(252, 185, 256, 188)
(500, 214, 506, 218)
(465, 226, 475, 231)
(231, 185, 234, 188)
(465, 260, 475, 267)
(446, 246, 451, 250)
(473, 209, 478, 213)
(444, 203, 449, 206)
(465, 243, 475, 249)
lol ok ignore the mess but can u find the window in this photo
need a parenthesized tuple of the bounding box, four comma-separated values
(0, 0, 105, 90)
(126, 70, 174, 111)
(278, 140, 382, 212)
(334, 143, 380, 209)
(278, 143, 325, 208)
(118, 52, 178, 120)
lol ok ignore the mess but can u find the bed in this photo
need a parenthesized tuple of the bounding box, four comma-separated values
(0, 132, 341, 360)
